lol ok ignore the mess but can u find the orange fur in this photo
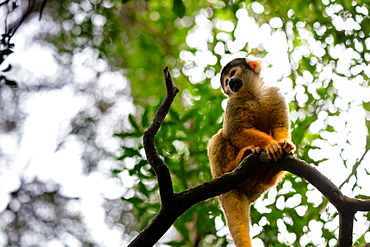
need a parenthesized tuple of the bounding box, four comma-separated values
(208, 57, 295, 246)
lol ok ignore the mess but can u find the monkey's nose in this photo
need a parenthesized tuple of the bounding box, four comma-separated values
(229, 78, 242, 92)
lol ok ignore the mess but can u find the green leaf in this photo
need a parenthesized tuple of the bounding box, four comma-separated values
(111, 169, 122, 175)
(128, 114, 142, 133)
(172, 0, 186, 18)
(122, 196, 144, 205)
(355, 194, 370, 200)
(325, 125, 335, 132)
(141, 106, 151, 129)
(117, 147, 140, 160)
(363, 101, 370, 111)
(162, 240, 187, 246)
(114, 132, 142, 138)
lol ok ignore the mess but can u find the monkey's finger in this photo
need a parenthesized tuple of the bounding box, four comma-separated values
(270, 148, 281, 162)
(276, 148, 283, 161)
(275, 145, 284, 160)
(270, 143, 279, 153)
(266, 144, 280, 161)
(273, 150, 282, 162)
(281, 142, 288, 149)
(270, 150, 280, 162)
(280, 140, 287, 146)
(266, 152, 274, 161)
(265, 148, 273, 160)
(281, 141, 290, 151)
(282, 144, 291, 153)
(280, 141, 295, 154)
(271, 152, 278, 162)
(286, 144, 296, 153)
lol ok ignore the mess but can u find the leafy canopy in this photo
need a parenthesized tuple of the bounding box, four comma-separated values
(45, 0, 370, 246)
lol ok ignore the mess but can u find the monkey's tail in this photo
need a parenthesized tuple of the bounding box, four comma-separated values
(219, 190, 253, 247)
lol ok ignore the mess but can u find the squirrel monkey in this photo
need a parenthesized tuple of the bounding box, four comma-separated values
(207, 57, 295, 247)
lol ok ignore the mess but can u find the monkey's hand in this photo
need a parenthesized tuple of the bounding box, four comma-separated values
(237, 146, 262, 161)
(278, 140, 295, 154)
(245, 146, 262, 154)
(265, 142, 283, 162)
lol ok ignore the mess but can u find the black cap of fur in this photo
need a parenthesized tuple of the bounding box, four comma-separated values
(220, 58, 253, 86)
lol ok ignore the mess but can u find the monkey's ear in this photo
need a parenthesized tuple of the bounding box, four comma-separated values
(246, 58, 263, 75)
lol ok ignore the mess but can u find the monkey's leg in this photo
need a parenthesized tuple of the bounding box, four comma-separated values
(208, 130, 240, 177)
(219, 190, 253, 247)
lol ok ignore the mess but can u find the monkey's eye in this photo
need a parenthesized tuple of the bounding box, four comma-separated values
(230, 70, 236, 77)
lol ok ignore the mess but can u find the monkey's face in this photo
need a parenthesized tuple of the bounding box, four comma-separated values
(220, 58, 262, 98)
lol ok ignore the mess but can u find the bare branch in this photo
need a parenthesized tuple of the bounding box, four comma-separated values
(142, 67, 179, 206)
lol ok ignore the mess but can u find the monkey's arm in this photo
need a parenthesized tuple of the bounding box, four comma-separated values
(228, 128, 287, 162)
(269, 89, 295, 157)
(231, 128, 276, 150)
(270, 112, 291, 142)
(269, 116, 294, 159)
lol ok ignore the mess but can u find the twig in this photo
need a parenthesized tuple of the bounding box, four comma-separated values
(339, 148, 370, 189)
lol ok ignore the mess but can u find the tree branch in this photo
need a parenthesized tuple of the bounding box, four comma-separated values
(129, 68, 370, 247)
(142, 67, 179, 207)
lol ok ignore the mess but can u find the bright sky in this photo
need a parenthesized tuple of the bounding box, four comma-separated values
(0, 17, 132, 246)
(0, 4, 369, 247)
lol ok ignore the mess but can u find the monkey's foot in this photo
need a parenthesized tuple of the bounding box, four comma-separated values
(237, 146, 261, 161)
(238, 146, 262, 161)
(224, 146, 262, 173)
(278, 140, 295, 154)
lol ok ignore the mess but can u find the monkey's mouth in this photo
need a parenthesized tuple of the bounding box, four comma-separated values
(229, 78, 242, 92)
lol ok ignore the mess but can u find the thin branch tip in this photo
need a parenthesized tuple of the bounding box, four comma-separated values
(162, 66, 179, 95)
(163, 66, 171, 80)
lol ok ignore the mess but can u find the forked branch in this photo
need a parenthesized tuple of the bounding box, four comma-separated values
(128, 68, 370, 247)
